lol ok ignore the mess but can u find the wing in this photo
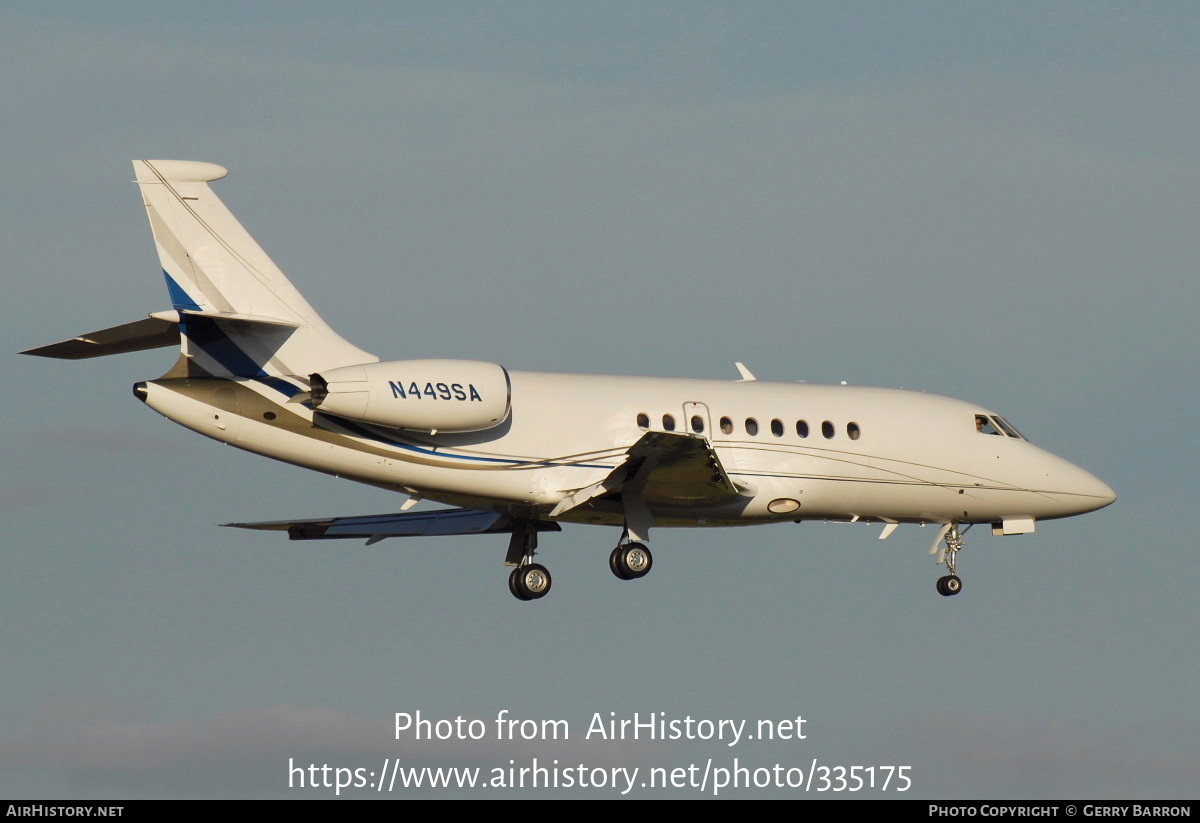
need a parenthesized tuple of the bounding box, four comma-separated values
(225, 507, 561, 544)
(228, 432, 738, 544)
(551, 430, 744, 517)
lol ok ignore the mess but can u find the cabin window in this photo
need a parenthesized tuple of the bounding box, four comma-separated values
(822, 420, 835, 439)
(662, 414, 676, 432)
(847, 422, 861, 440)
(637, 413, 649, 429)
(720, 416, 733, 434)
(770, 418, 784, 437)
(745, 418, 759, 436)
(796, 419, 809, 438)
(690, 415, 704, 433)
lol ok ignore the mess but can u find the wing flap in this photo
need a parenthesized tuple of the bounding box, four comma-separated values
(552, 431, 744, 518)
(629, 430, 740, 506)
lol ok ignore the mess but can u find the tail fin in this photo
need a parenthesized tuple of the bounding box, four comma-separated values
(133, 160, 376, 377)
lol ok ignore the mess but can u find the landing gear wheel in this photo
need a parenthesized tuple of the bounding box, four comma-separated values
(609, 543, 653, 580)
(509, 567, 532, 601)
(936, 575, 962, 597)
(609, 546, 631, 580)
(510, 563, 552, 600)
(622, 543, 652, 578)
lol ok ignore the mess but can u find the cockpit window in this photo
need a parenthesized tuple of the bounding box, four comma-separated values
(974, 414, 1027, 440)
(975, 415, 1000, 435)
(993, 416, 1025, 440)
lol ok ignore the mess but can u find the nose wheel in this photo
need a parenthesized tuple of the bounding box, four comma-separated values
(936, 574, 962, 596)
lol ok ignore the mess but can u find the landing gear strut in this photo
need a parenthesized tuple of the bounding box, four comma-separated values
(935, 524, 965, 597)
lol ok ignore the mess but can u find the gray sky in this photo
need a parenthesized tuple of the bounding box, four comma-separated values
(2, 1, 1197, 798)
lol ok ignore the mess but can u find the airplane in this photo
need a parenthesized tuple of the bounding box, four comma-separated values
(24, 160, 1116, 601)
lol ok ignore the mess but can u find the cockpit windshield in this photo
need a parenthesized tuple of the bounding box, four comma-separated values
(974, 414, 1027, 441)
(992, 416, 1025, 439)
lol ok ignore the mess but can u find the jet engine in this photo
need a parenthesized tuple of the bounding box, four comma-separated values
(309, 359, 511, 433)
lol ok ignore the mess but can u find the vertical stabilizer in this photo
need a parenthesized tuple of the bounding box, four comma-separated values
(133, 160, 376, 378)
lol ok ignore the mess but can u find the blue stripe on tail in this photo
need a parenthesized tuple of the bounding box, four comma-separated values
(163, 271, 202, 311)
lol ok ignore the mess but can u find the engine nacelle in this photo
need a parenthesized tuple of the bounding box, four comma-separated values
(311, 359, 511, 433)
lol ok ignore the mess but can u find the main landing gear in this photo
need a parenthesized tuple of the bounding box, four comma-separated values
(504, 520, 657, 601)
(609, 541, 653, 580)
(509, 563, 552, 601)
(935, 524, 966, 597)
(506, 519, 552, 601)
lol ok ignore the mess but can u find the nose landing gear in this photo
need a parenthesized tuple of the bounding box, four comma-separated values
(934, 523, 967, 597)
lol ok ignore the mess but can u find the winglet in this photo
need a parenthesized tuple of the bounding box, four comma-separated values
(734, 362, 757, 381)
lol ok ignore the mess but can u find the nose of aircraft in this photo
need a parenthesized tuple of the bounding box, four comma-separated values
(1046, 456, 1116, 517)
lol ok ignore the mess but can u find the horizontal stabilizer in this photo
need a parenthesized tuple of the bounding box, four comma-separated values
(225, 507, 562, 541)
(21, 308, 302, 361)
(176, 309, 299, 328)
(21, 317, 178, 360)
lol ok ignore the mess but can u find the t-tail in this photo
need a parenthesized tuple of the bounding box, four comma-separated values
(22, 159, 376, 382)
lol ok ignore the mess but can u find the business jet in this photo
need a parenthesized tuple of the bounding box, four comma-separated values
(24, 160, 1115, 601)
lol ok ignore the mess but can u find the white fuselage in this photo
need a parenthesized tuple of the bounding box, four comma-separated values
(137, 369, 1115, 530)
